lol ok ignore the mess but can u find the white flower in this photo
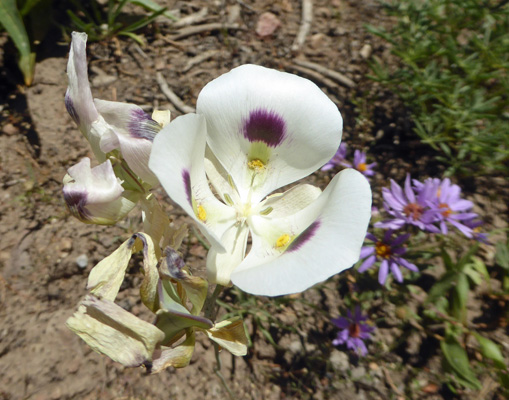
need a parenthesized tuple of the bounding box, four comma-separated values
(65, 32, 169, 186)
(63, 158, 139, 224)
(149, 65, 372, 296)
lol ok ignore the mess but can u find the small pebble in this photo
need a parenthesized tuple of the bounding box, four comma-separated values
(75, 254, 88, 269)
(360, 44, 372, 59)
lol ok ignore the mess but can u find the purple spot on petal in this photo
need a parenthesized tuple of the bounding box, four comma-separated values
(182, 169, 192, 205)
(242, 109, 286, 147)
(287, 220, 321, 253)
(65, 90, 80, 125)
(128, 109, 160, 141)
(63, 188, 90, 221)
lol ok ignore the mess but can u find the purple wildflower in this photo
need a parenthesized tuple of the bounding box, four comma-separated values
(358, 230, 419, 285)
(332, 306, 374, 356)
(426, 178, 477, 238)
(352, 149, 376, 178)
(463, 218, 489, 244)
(375, 174, 440, 232)
(321, 143, 350, 171)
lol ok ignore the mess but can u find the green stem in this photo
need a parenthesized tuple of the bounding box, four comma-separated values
(203, 284, 224, 320)
(214, 343, 235, 400)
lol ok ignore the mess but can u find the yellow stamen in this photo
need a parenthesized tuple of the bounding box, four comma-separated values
(357, 163, 367, 172)
(276, 234, 291, 248)
(248, 158, 265, 171)
(197, 205, 207, 221)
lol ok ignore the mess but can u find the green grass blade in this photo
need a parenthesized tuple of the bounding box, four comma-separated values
(0, 0, 35, 85)
(128, 0, 177, 20)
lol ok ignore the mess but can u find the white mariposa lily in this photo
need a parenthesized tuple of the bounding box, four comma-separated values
(65, 32, 170, 186)
(63, 157, 140, 224)
(149, 65, 372, 296)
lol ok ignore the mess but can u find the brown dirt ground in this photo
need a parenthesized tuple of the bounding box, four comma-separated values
(0, 1, 508, 399)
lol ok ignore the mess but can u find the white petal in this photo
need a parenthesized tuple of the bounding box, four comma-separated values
(65, 32, 104, 161)
(196, 64, 342, 203)
(231, 169, 372, 296)
(206, 224, 250, 285)
(259, 183, 321, 218)
(63, 158, 138, 224)
(95, 99, 160, 185)
(149, 114, 236, 250)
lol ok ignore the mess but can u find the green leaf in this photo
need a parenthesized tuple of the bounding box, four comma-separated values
(441, 334, 482, 390)
(473, 333, 507, 370)
(128, 0, 177, 20)
(495, 241, 509, 270)
(451, 273, 469, 323)
(155, 309, 213, 346)
(427, 271, 458, 304)
(0, 0, 35, 85)
(159, 247, 208, 315)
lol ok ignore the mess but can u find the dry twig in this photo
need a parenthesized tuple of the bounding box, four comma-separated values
(292, 0, 313, 52)
(172, 7, 209, 28)
(155, 72, 195, 114)
(182, 50, 220, 73)
(293, 59, 356, 88)
(283, 63, 337, 91)
(171, 23, 243, 41)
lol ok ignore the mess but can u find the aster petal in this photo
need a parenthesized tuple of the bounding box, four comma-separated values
(378, 259, 389, 285)
(231, 169, 372, 296)
(404, 174, 416, 202)
(391, 233, 410, 247)
(398, 257, 419, 272)
(95, 99, 160, 185)
(196, 64, 343, 203)
(149, 114, 236, 250)
(358, 254, 376, 273)
(331, 317, 350, 330)
(359, 246, 374, 259)
(389, 179, 406, 206)
(390, 261, 403, 282)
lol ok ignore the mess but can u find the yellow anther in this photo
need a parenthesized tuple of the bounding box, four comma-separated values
(197, 205, 207, 221)
(276, 234, 291, 248)
(357, 163, 367, 172)
(248, 158, 265, 171)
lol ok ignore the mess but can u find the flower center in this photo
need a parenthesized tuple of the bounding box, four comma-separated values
(348, 322, 361, 338)
(248, 158, 265, 171)
(357, 163, 367, 172)
(403, 202, 423, 220)
(439, 203, 452, 217)
(375, 241, 392, 258)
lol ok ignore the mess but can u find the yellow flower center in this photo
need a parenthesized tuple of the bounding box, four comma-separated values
(197, 205, 207, 221)
(276, 234, 291, 248)
(439, 203, 452, 217)
(375, 242, 391, 258)
(357, 162, 367, 172)
(248, 158, 265, 171)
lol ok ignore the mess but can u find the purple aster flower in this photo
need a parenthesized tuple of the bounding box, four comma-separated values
(332, 306, 374, 356)
(375, 174, 440, 232)
(463, 218, 489, 244)
(358, 230, 419, 284)
(426, 178, 477, 238)
(321, 143, 350, 171)
(352, 149, 376, 178)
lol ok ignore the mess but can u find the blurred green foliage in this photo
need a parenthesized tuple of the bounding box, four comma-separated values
(0, 0, 175, 85)
(367, 0, 509, 176)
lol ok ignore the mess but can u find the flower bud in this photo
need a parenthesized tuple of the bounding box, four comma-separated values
(63, 158, 139, 224)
